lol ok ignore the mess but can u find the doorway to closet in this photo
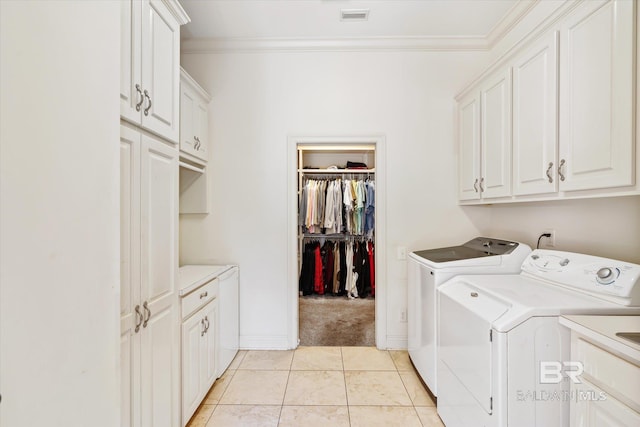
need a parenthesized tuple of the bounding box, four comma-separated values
(287, 136, 387, 349)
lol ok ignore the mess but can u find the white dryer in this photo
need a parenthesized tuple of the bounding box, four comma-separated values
(407, 237, 531, 396)
(437, 250, 640, 427)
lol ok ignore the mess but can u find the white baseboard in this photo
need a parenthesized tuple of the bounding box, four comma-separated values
(384, 335, 408, 350)
(239, 335, 292, 350)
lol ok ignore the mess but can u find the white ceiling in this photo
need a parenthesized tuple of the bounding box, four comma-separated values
(180, 0, 524, 41)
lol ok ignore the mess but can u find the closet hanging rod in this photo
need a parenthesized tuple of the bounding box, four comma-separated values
(302, 233, 374, 241)
(299, 168, 375, 174)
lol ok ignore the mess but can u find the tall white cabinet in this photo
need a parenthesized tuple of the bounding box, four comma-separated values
(120, 1, 189, 426)
(120, 0, 186, 143)
(120, 124, 180, 427)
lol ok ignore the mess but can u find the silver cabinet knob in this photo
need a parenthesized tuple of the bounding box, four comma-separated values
(142, 301, 151, 328)
(558, 159, 566, 181)
(546, 162, 554, 183)
(134, 304, 143, 333)
(135, 84, 144, 112)
(143, 90, 152, 116)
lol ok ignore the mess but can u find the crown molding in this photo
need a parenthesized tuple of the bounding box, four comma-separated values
(181, 36, 491, 53)
(180, 1, 542, 54)
(485, 0, 540, 48)
(162, 0, 190, 25)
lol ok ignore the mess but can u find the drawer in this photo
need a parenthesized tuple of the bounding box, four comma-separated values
(576, 337, 640, 410)
(181, 278, 219, 319)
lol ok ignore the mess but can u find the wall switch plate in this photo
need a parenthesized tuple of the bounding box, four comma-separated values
(397, 246, 407, 260)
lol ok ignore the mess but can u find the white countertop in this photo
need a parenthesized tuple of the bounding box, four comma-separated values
(560, 315, 640, 363)
(179, 264, 234, 297)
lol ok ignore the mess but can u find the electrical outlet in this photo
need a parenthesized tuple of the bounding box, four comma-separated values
(543, 229, 556, 247)
(400, 310, 407, 322)
(397, 246, 407, 260)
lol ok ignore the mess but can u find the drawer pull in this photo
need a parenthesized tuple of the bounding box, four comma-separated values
(199, 291, 208, 299)
(470, 292, 478, 298)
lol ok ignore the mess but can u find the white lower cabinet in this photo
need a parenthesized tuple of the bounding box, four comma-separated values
(120, 124, 180, 427)
(182, 302, 217, 425)
(572, 380, 640, 427)
(181, 279, 219, 426)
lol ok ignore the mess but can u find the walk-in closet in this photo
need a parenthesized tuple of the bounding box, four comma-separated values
(296, 144, 376, 346)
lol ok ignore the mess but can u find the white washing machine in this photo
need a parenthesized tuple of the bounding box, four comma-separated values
(407, 237, 531, 396)
(437, 249, 640, 427)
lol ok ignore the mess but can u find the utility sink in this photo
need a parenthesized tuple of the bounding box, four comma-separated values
(616, 332, 640, 345)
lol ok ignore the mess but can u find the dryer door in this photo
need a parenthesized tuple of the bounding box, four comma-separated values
(439, 281, 510, 414)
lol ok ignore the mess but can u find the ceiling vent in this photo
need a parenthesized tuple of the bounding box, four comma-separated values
(340, 9, 369, 22)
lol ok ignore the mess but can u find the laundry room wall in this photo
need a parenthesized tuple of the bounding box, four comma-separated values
(179, 49, 491, 349)
(482, 196, 640, 264)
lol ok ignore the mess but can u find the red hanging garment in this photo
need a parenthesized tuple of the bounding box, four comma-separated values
(313, 245, 324, 294)
(368, 241, 375, 297)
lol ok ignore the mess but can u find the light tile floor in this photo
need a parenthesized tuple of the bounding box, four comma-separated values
(187, 346, 445, 427)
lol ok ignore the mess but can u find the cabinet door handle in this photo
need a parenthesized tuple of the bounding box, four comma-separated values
(546, 162, 554, 183)
(142, 301, 151, 328)
(558, 159, 566, 181)
(199, 291, 208, 299)
(479, 177, 485, 192)
(143, 90, 152, 116)
(473, 178, 479, 192)
(201, 318, 206, 336)
(204, 316, 209, 333)
(134, 304, 143, 333)
(135, 84, 144, 112)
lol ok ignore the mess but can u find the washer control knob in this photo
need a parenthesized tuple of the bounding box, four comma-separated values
(596, 267, 618, 285)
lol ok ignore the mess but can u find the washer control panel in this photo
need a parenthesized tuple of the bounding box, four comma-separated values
(522, 250, 640, 305)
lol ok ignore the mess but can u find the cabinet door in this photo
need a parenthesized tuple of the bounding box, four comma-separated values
(179, 84, 198, 157)
(120, 126, 141, 427)
(193, 100, 209, 162)
(458, 92, 481, 201)
(141, 0, 181, 143)
(202, 301, 217, 391)
(513, 32, 559, 196)
(139, 134, 179, 427)
(480, 68, 512, 199)
(559, 0, 634, 191)
(182, 312, 204, 426)
(120, 0, 142, 125)
(572, 381, 640, 427)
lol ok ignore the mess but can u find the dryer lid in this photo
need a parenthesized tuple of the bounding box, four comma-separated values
(413, 237, 520, 263)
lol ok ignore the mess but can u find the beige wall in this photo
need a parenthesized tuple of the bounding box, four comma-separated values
(484, 196, 640, 263)
(180, 49, 489, 348)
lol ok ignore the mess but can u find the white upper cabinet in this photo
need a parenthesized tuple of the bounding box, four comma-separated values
(558, 0, 635, 192)
(180, 68, 212, 163)
(457, 68, 511, 201)
(512, 31, 559, 196)
(121, 0, 188, 143)
(480, 68, 512, 199)
(457, 0, 637, 204)
(458, 92, 481, 201)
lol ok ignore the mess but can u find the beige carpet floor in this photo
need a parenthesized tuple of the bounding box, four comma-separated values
(298, 295, 375, 346)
